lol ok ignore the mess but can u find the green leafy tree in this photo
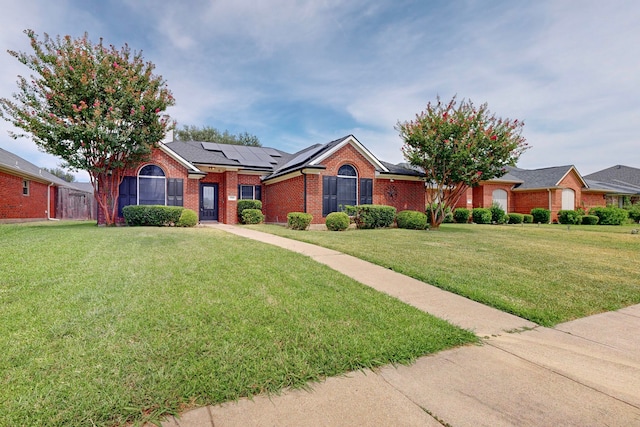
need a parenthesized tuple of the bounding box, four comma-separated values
(397, 96, 529, 228)
(0, 30, 175, 225)
(175, 125, 261, 146)
(43, 166, 75, 182)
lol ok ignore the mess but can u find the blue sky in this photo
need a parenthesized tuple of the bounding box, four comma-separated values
(1, 0, 638, 181)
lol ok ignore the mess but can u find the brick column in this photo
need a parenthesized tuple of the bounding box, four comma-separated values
(225, 170, 238, 224)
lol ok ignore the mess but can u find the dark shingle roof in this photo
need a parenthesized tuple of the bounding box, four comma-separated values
(506, 165, 578, 189)
(165, 136, 422, 181)
(378, 161, 424, 177)
(0, 147, 76, 188)
(584, 165, 640, 189)
(266, 136, 352, 179)
(166, 140, 292, 171)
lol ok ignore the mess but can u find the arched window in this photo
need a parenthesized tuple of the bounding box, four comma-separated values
(138, 164, 166, 205)
(338, 164, 357, 177)
(337, 164, 357, 210)
(492, 189, 508, 212)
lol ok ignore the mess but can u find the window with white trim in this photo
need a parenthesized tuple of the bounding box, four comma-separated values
(117, 165, 184, 216)
(238, 184, 262, 200)
(138, 165, 166, 205)
(22, 179, 30, 196)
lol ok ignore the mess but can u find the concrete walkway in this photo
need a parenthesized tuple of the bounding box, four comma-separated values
(157, 224, 640, 427)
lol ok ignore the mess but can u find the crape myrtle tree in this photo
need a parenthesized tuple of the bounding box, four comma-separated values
(397, 96, 529, 229)
(0, 30, 175, 225)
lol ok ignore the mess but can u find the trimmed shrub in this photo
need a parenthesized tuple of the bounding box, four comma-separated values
(341, 205, 357, 217)
(589, 206, 628, 225)
(354, 204, 396, 229)
(453, 208, 470, 224)
(396, 210, 428, 230)
(523, 214, 534, 224)
(557, 210, 582, 225)
(242, 209, 264, 224)
(472, 208, 492, 224)
(627, 204, 640, 222)
(581, 215, 599, 225)
(122, 205, 183, 226)
(287, 212, 312, 230)
(490, 203, 507, 224)
(238, 199, 262, 223)
(176, 209, 198, 227)
(325, 212, 350, 231)
(530, 208, 551, 224)
(507, 213, 524, 224)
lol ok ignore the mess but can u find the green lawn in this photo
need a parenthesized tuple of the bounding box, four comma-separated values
(0, 222, 475, 427)
(254, 223, 640, 326)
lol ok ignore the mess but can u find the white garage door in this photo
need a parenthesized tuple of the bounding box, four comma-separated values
(492, 189, 508, 212)
(562, 189, 575, 210)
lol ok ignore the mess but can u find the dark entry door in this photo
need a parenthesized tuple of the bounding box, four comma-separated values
(200, 183, 218, 221)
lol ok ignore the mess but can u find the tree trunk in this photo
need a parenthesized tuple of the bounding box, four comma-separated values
(92, 170, 126, 226)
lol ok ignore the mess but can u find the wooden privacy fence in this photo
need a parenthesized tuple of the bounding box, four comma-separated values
(56, 186, 96, 220)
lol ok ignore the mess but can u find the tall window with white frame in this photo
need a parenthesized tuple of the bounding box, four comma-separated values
(337, 164, 357, 209)
(138, 164, 166, 205)
(22, 179, 29, 196)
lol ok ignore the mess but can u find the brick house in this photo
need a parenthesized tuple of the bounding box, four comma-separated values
(583, 165, 640, 207)
(109, 134, 427, 225)
(0, 147, 94, 222)
(454, 165, 611, 222)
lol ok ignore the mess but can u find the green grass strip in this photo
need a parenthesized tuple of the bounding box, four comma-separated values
(256, 223, 640, 326)
(0, 222, 475, 426)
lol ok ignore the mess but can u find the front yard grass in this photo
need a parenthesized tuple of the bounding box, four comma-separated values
(0, 222, 476, 427)
(255, 223, 640, 327)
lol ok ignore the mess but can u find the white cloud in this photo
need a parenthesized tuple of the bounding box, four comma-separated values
(0, 0, 638, 182)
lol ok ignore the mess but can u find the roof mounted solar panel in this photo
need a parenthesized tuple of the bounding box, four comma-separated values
(201, 142, 223, 152)
(275, 144, 327, 172)
(263, 148, 282, 157)
(200, 142, 281, 168)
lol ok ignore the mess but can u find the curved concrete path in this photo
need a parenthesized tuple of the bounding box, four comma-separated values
(155, 224, 640, 427)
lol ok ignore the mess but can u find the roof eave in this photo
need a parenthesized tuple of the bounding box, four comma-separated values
(0, 164, 61, 185)
(375, 171, 426, 182)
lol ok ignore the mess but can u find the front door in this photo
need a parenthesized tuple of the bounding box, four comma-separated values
(200, 183, 218, 221)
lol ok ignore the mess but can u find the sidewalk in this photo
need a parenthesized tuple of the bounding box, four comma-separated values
(158, 224, 640, 426)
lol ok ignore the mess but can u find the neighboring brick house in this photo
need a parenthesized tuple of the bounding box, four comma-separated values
(583, 165, 640, 207)
(455, 165, 611, 222)
(0, 147, 94, 222)
(111, 134, 426, 225)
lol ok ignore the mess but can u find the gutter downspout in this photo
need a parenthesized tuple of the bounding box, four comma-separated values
(547, 188, 552, 224)
(301, 170, 307, 213)
(47, 183, 59, 221)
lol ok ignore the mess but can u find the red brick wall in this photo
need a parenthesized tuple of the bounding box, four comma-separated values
(374, 179, 425, 212)
(454, 187, 474, 209)
(472, 183, 515, 211)
(0, 171, 53, 220)
(264, 175, 305, 223)
(582, 192, 606, 211)
(264, 143, 426, 224)
(512, 190, 549, 218)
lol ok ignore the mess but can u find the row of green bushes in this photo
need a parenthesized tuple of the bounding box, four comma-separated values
(451, 206, 535, 225)
(557, 207, 630, 225)
(122, 205, 198, 227)
(288, 205, 401, 231)
(451, 205, 635, 226)
(291, 206, 435, 231)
